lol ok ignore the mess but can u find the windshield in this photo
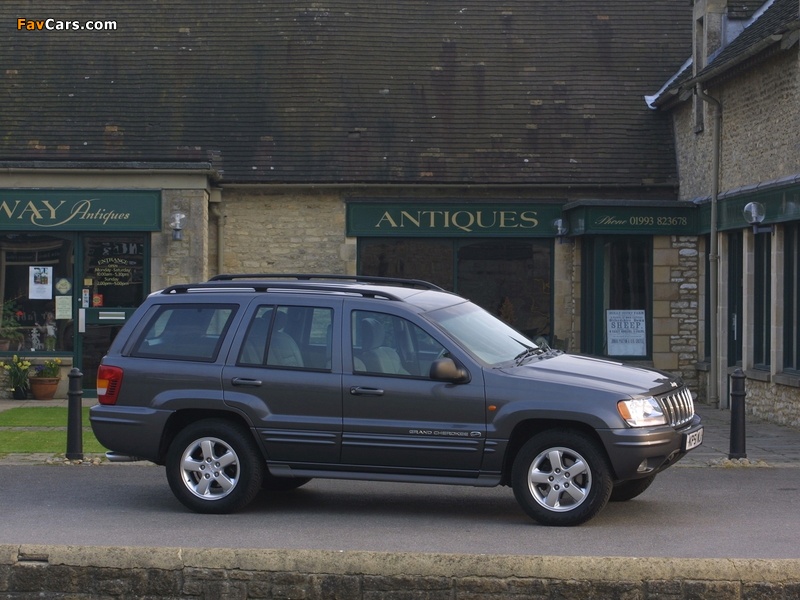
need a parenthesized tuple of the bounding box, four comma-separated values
(425, 301, 542, 367)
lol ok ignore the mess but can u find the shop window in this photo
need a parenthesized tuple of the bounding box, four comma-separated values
(358, 238, 552, 341)
(358, 239, 454, 291)
(753, 233, 771, 370)
(0, 233, 74, 353)
(581, 236, 651, 358)
(785, 223, 800, 374)
(702, 234, 711, 362)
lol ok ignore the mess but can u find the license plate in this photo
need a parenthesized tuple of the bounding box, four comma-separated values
(684, 427, 704, 451)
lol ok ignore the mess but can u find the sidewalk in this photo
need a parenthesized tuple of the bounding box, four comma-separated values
(680, 404, 800, 467)
(1, 399, 799, 467)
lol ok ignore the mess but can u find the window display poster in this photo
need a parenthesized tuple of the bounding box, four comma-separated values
(55, 295, 72, 320)
(606, 309, 646, 356)
(29, 266, 54, 300)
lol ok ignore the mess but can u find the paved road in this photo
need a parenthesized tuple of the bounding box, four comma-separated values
(3, 463, 799, 559)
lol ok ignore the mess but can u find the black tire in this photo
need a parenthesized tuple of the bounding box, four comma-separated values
(262, 474, 312, 492)
(511, 429, 613, 526)
(609, 474, 657, 502)
(166, 419, 264, 514)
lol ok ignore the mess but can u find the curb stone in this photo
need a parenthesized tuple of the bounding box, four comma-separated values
(2, 545, 800, 598)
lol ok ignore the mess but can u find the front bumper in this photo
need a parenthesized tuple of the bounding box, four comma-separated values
(598, 415, 703, 481)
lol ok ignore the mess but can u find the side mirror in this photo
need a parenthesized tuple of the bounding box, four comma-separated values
(430, 358, 470, 383)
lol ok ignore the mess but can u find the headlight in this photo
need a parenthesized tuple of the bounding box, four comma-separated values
(617, 397, 667, 427)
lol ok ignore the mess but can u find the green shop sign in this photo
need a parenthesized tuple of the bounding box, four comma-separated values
(347, 202, 564, 237)
(565, 202, 697, 235)
(0, 190, 161, 231)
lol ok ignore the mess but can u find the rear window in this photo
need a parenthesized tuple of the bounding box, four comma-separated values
(131, 304, 236, 361)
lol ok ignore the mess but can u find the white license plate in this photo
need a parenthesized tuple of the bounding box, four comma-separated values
(684, 427, 704, 451)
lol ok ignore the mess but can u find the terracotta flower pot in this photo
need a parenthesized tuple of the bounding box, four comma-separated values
(29, 377, 60, 401)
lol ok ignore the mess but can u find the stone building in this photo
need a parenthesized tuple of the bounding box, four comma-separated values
(649, 0, 800, 424)
(0, 0, 765, 408)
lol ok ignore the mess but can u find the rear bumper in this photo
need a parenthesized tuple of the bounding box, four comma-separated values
(89, 405, 173, 464)
(598, 415, 703, 481)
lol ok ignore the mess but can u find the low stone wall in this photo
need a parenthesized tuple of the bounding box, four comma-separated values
(2, 545, 800, 599)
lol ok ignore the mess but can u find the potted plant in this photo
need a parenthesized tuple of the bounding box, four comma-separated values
(29, 357, 62, 400)
(0, 301, 24, 351)
(1, 354, 32, 399)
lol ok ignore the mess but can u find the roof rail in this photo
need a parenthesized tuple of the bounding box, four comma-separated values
(159, 280, 427, 301)
(208, 273, 445, 291)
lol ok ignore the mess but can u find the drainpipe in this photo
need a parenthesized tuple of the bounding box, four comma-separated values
(209, 190, 224, 276)
(696, 85, 722, 408)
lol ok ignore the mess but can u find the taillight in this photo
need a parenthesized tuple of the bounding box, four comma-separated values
(97, 365, 123, 405)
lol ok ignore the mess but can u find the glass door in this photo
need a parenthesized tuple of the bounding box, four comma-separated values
(581, 236, 652, 358)
(77, 234, 149, 390)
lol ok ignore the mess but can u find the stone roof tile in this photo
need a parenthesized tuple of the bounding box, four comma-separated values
(1, 0, 692, 185)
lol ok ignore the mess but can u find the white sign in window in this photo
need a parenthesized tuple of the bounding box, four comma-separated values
(606, 309, 646, 356)
(29, 266, 54, 300)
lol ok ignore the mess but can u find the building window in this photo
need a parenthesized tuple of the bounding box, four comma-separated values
(358, 238, 552, 341)
(727, 231, 743, 367)
(753, 233, 771, 369)
(702, 234, 711, 362)
(0, 233, 74, 353)
(785, 223, 800, 373)
(693, 16, 705, 133)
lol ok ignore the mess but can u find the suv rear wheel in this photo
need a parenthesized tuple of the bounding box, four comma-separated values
(511, 429, 613, 526)
(166, 419, 264, 513)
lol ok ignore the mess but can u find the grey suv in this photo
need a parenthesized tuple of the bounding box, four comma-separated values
(90, 274, 703, 526)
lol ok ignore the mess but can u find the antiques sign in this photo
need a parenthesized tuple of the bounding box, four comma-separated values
(0, 190, 161, 231)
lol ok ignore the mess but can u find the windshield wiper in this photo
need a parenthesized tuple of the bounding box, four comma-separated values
(513, 346, 544, 365)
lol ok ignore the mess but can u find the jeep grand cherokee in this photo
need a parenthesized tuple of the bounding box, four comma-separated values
(90, 274, 703, 526)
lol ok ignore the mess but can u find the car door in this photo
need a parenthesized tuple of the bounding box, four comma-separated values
(222, 296, 343, 466)
(342, 301, 487, 474)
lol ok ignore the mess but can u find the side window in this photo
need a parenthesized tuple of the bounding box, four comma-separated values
(239, 305, 333, 371)
(351, 310, 445, 377)
(132, 304, 236, 361)
(239, 306, 275, 365)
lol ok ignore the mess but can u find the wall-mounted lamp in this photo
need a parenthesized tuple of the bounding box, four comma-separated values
(169, 211, 187, 241)
(742, 202, 772, 234)
(552, 218, 570, 243)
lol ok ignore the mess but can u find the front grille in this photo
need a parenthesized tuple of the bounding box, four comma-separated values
(657, 386, 695, 428)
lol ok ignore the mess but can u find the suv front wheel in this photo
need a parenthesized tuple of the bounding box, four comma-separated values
(166, 419, 264, 514)
(511, 429, 613, 526)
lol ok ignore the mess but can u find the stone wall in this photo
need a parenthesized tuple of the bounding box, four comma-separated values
(552, 239, 576, 352)
(152, 189, 210, 289)
(219, 191, 349, 276)
(3, 545, 800, 599)
(674, 49, 800, 202)
(745, 378, 800, 430)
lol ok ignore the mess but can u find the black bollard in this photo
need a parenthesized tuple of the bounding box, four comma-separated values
(66, 368, 84, 460)
(729, 368, 747, 459)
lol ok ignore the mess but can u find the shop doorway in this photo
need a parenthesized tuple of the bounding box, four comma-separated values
(581, 236, 652, 359)
(77, 234, 149, 389)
